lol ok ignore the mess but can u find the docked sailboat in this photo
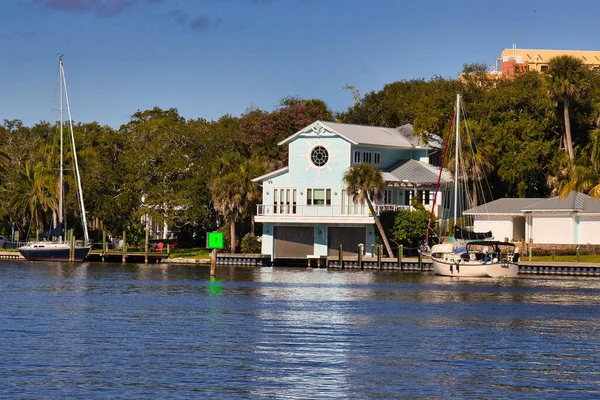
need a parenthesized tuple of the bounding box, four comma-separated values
(19, 57, 90, 262)
(421, 94, 518, 278)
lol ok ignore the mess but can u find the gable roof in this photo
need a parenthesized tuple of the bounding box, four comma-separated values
(278, 120, 441, 149)
(383, 159, 452, 186)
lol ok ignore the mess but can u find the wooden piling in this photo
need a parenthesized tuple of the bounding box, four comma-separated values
(377, 245, 382, 271)
(418, 251, 423, 272)
(102, 230, 106, 262)
(358, 244, 363, 270)
(69, 230, 74, 262)
(144, 227, 149, 264)
(210, 249, 217, 276)
(122, 230, 127, 264)
(339, 244, 343, 269)
(398, 245, 403, 271)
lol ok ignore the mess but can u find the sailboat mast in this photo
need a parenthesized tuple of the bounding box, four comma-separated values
(59, 56, 64, 240)
(454, 93, 460, 225)
(61, 59, 90, 245)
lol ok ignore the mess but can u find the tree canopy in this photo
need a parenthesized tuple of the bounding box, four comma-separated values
(3, 60, 600, 247)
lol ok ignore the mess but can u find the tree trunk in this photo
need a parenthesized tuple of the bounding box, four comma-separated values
(367, 200, 394, 258)
(230, 218, 236, 253)
(564, 98, 575, 163)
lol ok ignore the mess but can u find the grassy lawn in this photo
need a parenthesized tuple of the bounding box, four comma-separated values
(168, 248, 211, 259)
(528, 254, 600, 263)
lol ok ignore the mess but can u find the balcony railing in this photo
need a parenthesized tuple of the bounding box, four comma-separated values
(256, 204, 413, 217)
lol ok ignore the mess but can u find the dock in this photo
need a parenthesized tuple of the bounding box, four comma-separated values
(2, 251, 600, 275)
(86, 250, 169, 263)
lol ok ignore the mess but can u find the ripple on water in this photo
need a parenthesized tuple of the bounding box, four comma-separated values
(0, 262, 599, 398)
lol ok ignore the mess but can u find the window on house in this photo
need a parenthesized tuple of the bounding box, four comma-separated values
(404, 190, 413, 206)
(374, 152, 381, 165)
(540, 65, 548, 72)
(353, 150, 361, 164)
(417, 190, 431, 205)
(307, 188, 331, 206)
(362, 151, 372, 163)
(274, 188, 297, 214)
(383, 189, 392, 204)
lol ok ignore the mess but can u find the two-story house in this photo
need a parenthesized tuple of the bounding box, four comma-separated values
(252, 120, 452, 261)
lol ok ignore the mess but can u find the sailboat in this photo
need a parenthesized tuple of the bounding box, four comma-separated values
(421, 94, 518, 278)
(19, 56, 91, 262)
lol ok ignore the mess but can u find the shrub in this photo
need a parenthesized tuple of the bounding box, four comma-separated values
(240, 233, 261, 254)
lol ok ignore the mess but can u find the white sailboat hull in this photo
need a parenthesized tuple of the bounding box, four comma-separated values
(430, 254, 518, 278)
(19, 242, 90, 262)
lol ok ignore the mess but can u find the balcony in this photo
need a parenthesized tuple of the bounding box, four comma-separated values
(254, 204, 413, 224)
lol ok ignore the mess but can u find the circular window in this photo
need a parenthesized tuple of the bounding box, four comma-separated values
(311, 146, 329, 167)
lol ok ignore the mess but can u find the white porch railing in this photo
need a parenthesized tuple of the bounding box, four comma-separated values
(256, 204, 413, 217)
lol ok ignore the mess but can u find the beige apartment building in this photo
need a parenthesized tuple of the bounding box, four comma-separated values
(499, 46, 600, 77)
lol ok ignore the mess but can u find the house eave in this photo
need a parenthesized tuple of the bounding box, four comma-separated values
(252, 167, 289, 183)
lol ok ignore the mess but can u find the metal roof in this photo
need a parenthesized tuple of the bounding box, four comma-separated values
(521, 192, 589, 212)
(278, 121, 442, 149)
(463, 198, 544, 215)
(464, 192, 597, 215)
(580, 197, 600, 214)
(383, 159, 453, 185)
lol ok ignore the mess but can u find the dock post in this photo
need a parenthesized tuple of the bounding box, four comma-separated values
(102, 230, 106, 262)
(144, 227, 149, 264)
(398, 245, 403, 271)
(122, 230, 127, 264)
(358, 244, 363, 270)
(339, 244, 343, 269)
(210, 249, 217, 276)
(69, 230, 74, 262)
(371, 244, 375, 257)
(529, 247, 532, 261)
(377, 245, 382, 271)
(418, 251, 423, 272)
(552, 248, 555, 261)
(577, 246, 580, 262)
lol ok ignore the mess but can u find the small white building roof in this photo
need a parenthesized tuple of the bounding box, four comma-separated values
(464, 192, 597, 215)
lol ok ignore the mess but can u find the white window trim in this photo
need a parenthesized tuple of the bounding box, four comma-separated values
(306, 187, 332, 207)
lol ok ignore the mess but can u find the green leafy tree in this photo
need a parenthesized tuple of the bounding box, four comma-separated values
(389, 208, 431, 248)
(343, 163, 393, 257)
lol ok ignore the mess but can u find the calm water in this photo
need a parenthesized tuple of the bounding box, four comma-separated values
(0, 262, 599, 399)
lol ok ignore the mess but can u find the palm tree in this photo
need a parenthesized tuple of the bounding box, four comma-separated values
(559, 128, 600, 198)
(445, 121, 494, 207)
(209, 157, 263, 252)
(544, 55, 590, 163)
(8, 162, 56, 235)
(343, 163, 394, 257)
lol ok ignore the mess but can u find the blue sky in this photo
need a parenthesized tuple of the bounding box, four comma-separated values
(2, 0, 600, 128)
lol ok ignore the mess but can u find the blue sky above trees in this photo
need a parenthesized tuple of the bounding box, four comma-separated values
(2, 0, 600, 128)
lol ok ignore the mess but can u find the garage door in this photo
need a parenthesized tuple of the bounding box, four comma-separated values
(328, 227, 366, 256)
(274, 226, 314, 258)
